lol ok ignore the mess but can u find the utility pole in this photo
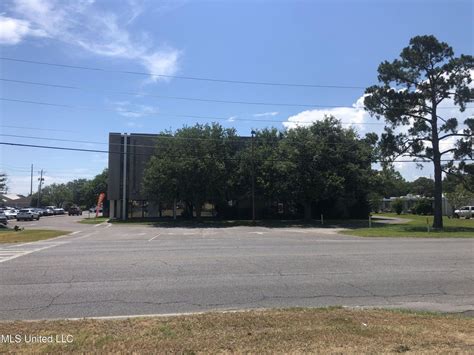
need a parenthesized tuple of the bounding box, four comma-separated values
(122, 133, 128, 220)
(37, 169, 44, 207)
(30, 164, 33, 196)
(251, 130, 256, 223)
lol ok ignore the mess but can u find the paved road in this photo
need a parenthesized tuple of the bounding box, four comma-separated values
(0, 216, 473, 320)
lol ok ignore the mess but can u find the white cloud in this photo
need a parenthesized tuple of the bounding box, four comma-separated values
(283, 95, 370, 130)
(253, 111, 279, 117)
(227, 116, 237, 122)
(0, 15, 47, 44)
(142, 49, 181, 83)
(112, 101, 158, 118)
(2, 0, 181, 81)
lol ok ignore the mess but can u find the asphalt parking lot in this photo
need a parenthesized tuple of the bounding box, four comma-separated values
(0, 215, 472, 320)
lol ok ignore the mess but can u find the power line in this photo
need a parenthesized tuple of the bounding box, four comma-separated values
(0, 57, 366, 90)
(0, 78, 344, 108)
(0, 132, 374, 150)
(0, 78, 467, 110)
(0, 124, 76, 133)
(0, 97, 388, 125)
(1, 141, 471, 163)
(0, 133, 461, 150)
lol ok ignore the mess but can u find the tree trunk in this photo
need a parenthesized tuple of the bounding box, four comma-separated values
(431, 100, 443, 229)
(432, 154, 443, 229)
(303, 201, 312, 221)
(195, 203, 202, 221)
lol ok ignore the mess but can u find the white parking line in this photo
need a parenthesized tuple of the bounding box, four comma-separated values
(148, 233, 161, 241)
(0, 243, 60, 263)
(72, 232, 98, 240)
(0, 228, 99, 263)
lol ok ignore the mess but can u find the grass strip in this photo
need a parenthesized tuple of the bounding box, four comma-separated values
(0, 229, 70, 243)
(0, 308, 472, 353)
(78, 217, 109, 225)
(342, 213, 474, 238)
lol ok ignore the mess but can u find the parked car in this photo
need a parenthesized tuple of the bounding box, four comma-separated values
(17, 208, 40, 221)
(89, 206, 103, 213)
(53, 208, 65, 215)
(0, 211, 7, 225)
(4, 208, 18, 219)
(68, 206, 82, 216)
(44, 206, 57, 215)
(43, 207, 55, 216)
(34, 208, 45, 216)
(454, 206, 474, 219)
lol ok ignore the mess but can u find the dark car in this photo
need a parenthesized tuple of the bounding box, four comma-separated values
(0, 211, 7, 225)
(68, 206, 82, 216)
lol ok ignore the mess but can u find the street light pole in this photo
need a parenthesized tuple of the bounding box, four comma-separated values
(122, 133, 128, 221)
(251, 130, 256, 223)
(37, 169, 44, 208)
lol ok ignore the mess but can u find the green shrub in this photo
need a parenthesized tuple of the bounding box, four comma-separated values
(392, 198, 404, 215)
(413, 198, 433, 215)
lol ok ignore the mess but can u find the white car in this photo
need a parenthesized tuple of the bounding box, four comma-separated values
(17, 208, 40, 221)
(454, 206, 474, 219)
(4, 209, 18, 219)
(53, 208, 65, 215)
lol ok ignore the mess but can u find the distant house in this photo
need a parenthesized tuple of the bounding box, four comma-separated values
(380, 194, 453, 216)
(0, 194, 32, 208)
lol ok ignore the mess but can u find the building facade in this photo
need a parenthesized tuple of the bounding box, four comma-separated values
(108, 133, 158, 219)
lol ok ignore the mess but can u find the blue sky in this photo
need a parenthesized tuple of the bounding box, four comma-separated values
(0, 0, 472, 194)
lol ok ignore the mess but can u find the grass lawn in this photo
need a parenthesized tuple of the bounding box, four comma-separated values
(342, 213, 474, 238)
(78, 217, 109, 225)
(0, 229, 70, 243)
(0, 308, 472, 353)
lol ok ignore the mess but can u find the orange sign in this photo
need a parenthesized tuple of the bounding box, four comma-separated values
(96, 192, 105, 217)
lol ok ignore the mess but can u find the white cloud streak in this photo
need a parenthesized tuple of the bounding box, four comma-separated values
(2, 0, 181, 81)
(112, 100, 159, 118)
(253, 111, 279, 117)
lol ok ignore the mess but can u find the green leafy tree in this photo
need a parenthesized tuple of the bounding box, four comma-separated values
(372, 166, 409, 198)
(280, 116, 374, 220)
(41, 183, 72, 208)
(446, 184, 474, 211)
(408, 177, 435, 197)
(66, 179, 89, 207)
(364, 35, 473, 229)
(234, 128, 288, 218)
(83, 169, 108, 207)
(143, 124, 238, 219)
(443, 164, 474, 194)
